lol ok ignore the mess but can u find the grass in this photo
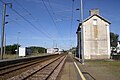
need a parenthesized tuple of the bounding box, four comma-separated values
(0, 53, 47, 60)
(31, 53, 46, 56)
(82, 60, 120, 80)
(0, 54, 17, 59)
(86, 60, 120, 67)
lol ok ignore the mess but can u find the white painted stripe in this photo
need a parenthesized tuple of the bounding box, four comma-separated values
(74, 62, 86, 80)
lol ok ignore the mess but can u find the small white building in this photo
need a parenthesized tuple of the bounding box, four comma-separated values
(77, 9, 111, 59)
(47, 48, 59, 54)
(116, 41, 120, 53)
(117, 41, 120, 48)
(19, 47, 32, 57)
(19, 47, 26, 56)
(58, 49, 64, 54)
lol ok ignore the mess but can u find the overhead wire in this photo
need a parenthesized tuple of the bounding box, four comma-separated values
(47, 0, 57, 21)
(8, 18, 36, 34)
(13, 0, 35, 20)
(47, 0, 62, 38)
(0, 0, 54, 41)
(41, 0, 62, 47)
(47, 0, 70, 47)
(41, 0, 60, 36)
(47, 0, 75, 48)
(13, 0, 55, 39)
(2, 6, 37, 37)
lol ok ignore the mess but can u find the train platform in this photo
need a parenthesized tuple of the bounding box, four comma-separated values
(57, 54, 85, 80)
(57, 54, 95, 80)
(57, 54, 120, 80)
(1, 53, 119, 80)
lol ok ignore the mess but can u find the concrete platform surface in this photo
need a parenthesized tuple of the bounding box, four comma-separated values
(57, 54, 83, 80)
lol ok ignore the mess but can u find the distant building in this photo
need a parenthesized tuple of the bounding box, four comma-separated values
(19, 47, 32, 57)
(117, 41, 120, 48)
(76, 9, 111, 59)
(116, 41, 120, 53)
(58, 49, 64, 54)
(47, 48, 59, 54)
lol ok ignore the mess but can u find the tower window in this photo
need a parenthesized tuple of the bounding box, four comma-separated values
(93, 19, 97, 25)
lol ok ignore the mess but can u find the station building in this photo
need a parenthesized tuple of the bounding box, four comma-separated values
(76, 9, 111, 59)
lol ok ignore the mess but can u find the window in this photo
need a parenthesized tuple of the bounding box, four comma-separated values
(93, 19, 97, 25)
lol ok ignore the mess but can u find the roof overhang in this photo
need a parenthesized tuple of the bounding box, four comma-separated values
(83, 14, 111, 24)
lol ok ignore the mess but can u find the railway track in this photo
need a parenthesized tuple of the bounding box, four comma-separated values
(0, 54, 66, 80)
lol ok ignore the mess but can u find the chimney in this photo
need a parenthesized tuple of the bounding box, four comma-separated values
(90, 9, 99, 16)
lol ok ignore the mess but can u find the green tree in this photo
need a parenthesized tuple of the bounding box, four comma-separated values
(28, 46, 46, 54)
(70, 47, 76, 54)
(5, 44, 20, 54)
(110, 32, 119, 47)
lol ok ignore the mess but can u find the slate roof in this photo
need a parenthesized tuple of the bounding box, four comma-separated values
(83, 14, 111, 24)
(76, 14, 111, 33)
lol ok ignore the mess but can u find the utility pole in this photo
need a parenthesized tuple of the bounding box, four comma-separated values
(1, 3, 12, 60)
(1, 3, 6, 60)
(78, 30, 81, 61)
(4, 34, 6, 55)
(80, 0, 84, 64)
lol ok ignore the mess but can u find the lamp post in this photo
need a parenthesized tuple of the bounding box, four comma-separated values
(17, 32, 20, 58)
(44, 42, 46, 55)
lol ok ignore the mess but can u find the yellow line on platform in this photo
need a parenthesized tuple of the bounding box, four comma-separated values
(74, 61, 86, 80)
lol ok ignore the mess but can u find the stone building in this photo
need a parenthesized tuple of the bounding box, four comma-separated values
(76, 9, 111, 59)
